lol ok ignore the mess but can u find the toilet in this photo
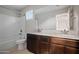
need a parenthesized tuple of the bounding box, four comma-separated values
(16, 39, 26, 50)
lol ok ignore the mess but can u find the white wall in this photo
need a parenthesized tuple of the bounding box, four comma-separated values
(0, 7, 25, 50)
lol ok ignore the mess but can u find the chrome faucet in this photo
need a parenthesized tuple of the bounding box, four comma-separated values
(63, 29, 69, 34)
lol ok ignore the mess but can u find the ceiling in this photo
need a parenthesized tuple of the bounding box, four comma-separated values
(0, 5, 28, 11)
(0, 5, 69, 13)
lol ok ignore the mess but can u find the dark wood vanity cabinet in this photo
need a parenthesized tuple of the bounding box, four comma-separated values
(27, 34, 39, 53)
(27, 33, 79, 54)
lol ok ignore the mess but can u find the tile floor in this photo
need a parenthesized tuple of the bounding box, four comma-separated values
(11, 50, 32, 54)
(7, 46, 33, 54)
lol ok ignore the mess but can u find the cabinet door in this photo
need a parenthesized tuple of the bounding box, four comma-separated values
(39, 43, 50, 54)
(65, 46, 78, 54)
(38, 36, 50, 54)
(50, 44, 65, 54)
(27, 34, 39, 53)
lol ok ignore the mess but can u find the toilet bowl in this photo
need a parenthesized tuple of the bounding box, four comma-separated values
(16, 39, 26, 50)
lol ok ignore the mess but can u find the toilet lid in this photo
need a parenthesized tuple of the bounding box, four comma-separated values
(16, 39, 26, 44)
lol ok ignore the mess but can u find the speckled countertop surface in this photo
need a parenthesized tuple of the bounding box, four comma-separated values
(27, 32, 79, 40)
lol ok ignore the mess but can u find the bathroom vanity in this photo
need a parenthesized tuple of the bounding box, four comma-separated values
(27, 33, 79, 54)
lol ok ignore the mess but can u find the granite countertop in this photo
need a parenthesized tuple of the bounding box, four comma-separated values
(27, 32, 79, 40)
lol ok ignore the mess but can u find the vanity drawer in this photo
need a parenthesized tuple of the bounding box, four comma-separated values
(40, 35, 49, 43)
(65, 39, 78, 47)
(51, 37, 65, 45)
